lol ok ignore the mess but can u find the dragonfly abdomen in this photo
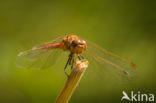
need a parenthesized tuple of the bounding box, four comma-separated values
(42, 43, 62, 50)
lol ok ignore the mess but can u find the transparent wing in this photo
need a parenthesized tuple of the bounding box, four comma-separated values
(82, 40, 137, 81)
(15, 36, 64, 69)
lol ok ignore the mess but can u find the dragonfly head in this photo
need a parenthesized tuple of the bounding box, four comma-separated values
(62, 35, 87, 54)
(71, 39, 87, 54)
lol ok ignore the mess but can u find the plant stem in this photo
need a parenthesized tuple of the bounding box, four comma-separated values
(55, 60, 88, 103)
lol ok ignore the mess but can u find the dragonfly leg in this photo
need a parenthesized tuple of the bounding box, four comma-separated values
(79, 54, 85, 59)
(64, 58, 70, 77)
(78, 55, 81, 60)
(71, 57, 75, 70)
(78, 54, 84, 60)
(69, 56, 72, 65)
(64, 53, 72, 77)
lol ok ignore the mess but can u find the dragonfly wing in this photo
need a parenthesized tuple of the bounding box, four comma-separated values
(83, 40, 137, 79)
(15, 36, 64, 69)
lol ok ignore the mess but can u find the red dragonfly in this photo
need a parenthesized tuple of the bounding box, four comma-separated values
(15, 35, 136, 78)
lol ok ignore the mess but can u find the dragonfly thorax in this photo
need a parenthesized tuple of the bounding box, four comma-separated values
(61, 35, 87, 54)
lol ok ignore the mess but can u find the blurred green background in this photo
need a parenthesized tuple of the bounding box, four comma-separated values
(0, 0, 156, 103)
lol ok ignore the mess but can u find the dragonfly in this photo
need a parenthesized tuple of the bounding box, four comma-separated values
(15, 35, 136, 78)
